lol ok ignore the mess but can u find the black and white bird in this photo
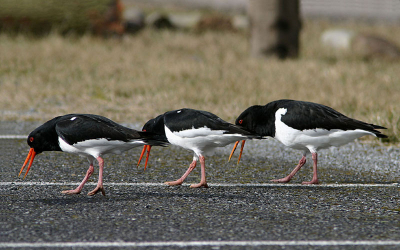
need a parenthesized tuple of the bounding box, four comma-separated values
(137, 108, 259, 188)
(229, 99, 387, 184)
(19, 114, 166, 196)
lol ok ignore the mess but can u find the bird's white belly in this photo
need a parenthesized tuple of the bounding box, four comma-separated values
(164, 126, 246, 156)
(59, 137, 144, 158)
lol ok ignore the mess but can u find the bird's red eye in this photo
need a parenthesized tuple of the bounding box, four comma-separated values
(143, 129, 146, 132)
(29, 137, 34, 142)
(238, 119, 243, 124)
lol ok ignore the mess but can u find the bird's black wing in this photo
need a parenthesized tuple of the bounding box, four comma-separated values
(55, 114, 142, 145)
(164, 108, 260, 138)
(280, 101, 387, 138)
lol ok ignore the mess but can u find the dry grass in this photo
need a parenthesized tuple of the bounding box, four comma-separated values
(0, 19, 399, 142)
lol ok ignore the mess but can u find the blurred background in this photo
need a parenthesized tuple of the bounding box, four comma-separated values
(0, 0, 399, 142)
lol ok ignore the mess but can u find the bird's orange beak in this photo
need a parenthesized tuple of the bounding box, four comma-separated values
(19, 148, 37, 179)
(137, 145, 152, 171)
(228, 140, 246, 164)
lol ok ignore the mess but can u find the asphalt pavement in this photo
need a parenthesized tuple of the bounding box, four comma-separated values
(1, 131, 400, 249)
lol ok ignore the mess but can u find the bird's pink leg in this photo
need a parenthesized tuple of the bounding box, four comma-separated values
(62, 162, 94, 195)
(190, 155, 209, 188)
(165, 159, 197, 186)
(271, 155, 307, 183)
(87, 156, 106, 196)
(302, 153, 319, 184)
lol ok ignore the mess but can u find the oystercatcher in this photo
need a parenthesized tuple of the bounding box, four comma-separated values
(19, 114, 166, 196)
(229, 99, 387, 184)
(137, 108, 259, 188)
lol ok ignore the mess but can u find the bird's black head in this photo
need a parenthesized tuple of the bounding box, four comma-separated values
(27, 130, 48, 155)
(27, 117, 63, 154)
(142, 114, 166, 136)
(137, 113, 168, 169)
(235, 106, 260, 133)
(235, 105, 274, 137)
(20, 116, 63, 179)
(141, 113, 168, 144)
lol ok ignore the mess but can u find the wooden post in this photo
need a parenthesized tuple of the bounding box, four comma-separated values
(248, 0, 301, 59)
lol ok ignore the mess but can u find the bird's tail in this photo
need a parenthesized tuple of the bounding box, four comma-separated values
(345, 118, 388, 139)
(368, 124, 388, 138)
(372, 130, 388, 138)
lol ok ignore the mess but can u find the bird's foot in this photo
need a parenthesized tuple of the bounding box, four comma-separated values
(190, 182, 209, 188)
(302, 179, 319, 185)
(270, 177, 291, 183)
(61, 189, 82, 195)
(87, 185, 106, 196)
(165, 179, 184, 186)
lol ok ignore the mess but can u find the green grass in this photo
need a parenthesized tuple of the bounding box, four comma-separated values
(0, 19, 399, 143)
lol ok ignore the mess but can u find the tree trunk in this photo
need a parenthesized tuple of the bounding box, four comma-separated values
(248, 0, 301, 59)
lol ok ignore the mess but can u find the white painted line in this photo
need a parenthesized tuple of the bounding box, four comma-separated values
(1, 181, 399, 188)
(0, 135, 27, 139)
(1, 240, 400, 248)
